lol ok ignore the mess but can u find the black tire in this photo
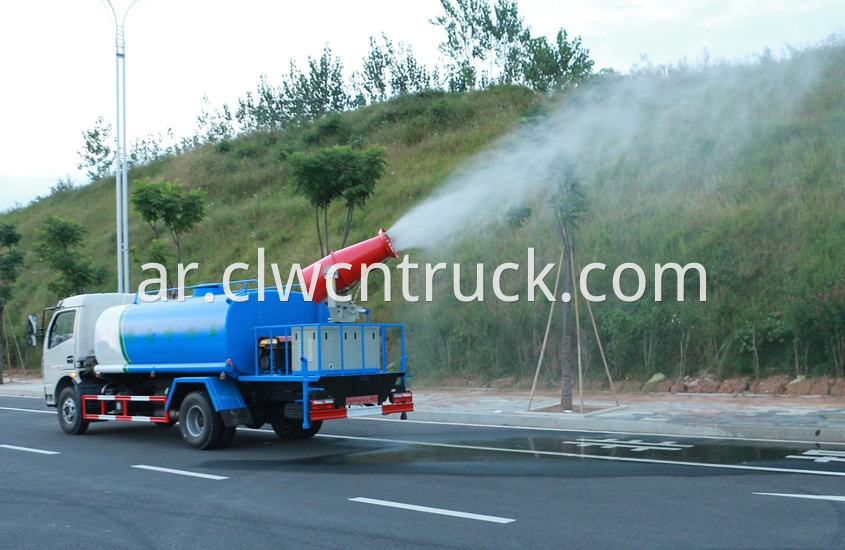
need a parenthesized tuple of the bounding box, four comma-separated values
(271, 416, 322, 439)
(57, 386, 89, 435)
(301, 420, 322, 438)
(178, 392, 226, 450)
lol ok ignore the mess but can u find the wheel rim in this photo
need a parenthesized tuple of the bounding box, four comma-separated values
(61, 397, 77, 424)
(184, 405, 205, 437)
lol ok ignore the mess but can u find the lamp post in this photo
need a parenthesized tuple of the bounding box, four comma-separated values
(103, 0, 140, 293)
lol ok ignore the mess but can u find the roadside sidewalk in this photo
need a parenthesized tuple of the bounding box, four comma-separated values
(5, 376, 844, 443)
(411, 389, 845, 443)
(0, 375, 42, 398)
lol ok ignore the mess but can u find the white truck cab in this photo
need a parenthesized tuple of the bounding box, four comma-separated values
(42, 293, 135, 405)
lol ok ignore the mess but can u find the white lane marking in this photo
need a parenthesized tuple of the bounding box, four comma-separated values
(353, 416, 845, 447)
(0, 406, 53, 414)
(754, 492, 845, 502)
(313, 434, 845, 477)
(350, 497, 515, 524)
(0, 444, 60, 455)
(132, 465, 228, 480)
(568, 438, 693, 452)
(0, 394, 41, 399)
(786, 449, 845, 463)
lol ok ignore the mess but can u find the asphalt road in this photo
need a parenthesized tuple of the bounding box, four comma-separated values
(2, 395, 845, 549)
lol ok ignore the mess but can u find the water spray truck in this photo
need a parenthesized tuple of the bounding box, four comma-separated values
(29, 229, 413, 450)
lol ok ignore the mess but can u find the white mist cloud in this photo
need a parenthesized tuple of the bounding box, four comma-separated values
(388, 49, 827, 251)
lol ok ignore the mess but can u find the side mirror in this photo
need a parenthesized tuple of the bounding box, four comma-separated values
(26, 314, 38, 347)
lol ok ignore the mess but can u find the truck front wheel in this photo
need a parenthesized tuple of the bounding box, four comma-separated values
(57, 386, 89, 435)
(179, 392, 226, 450)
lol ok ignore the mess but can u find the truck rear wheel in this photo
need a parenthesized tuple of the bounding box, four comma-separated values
(57, 386, 89, 435)
(271, 417, 322, 439)
(179, 392, 226, 450)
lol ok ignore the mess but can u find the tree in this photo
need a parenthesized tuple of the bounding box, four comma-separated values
(389, 42, 432, 95)
(486, 0, 529, 84)
(197, 93, 235, 142)
(359, 34, 394, 104)
(521, 30, 594, 93)
(132, 177, 167, 239)
(356, 35, 433, 102)
(132, 178, 206, 265)
(337, 146, 387, 248)
(282, 46, 349, 123)
(0, 224, 24, 384)
(34, 216, 106, 297)
(288, 145, 386, 256)
(235, 75, 287, 132)
(77, 116, 114, 181)
(548, 165, 587, 410)
(431, 0, 490, 90)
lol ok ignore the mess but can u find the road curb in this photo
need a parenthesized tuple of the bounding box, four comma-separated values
(0, 385, 43, 398)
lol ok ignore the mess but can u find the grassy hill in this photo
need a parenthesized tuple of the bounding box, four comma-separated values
(0, 86, 540, 371)
(3, 42, 844, 385)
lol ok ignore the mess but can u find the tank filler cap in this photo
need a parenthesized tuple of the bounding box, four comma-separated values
(192, 283, 226, 298)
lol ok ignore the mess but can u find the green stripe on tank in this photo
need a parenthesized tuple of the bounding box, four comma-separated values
(118, 306, 131, 365)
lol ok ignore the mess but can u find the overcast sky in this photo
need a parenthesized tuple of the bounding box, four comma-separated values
(1, 0, 842, 211)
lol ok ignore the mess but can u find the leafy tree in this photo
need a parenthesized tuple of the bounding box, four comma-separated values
(356, 35, 433, 102)
(77, 116, 114, 181)
(132, 178, 167, 239)
(282, 46, 349, 123)
(432, 0, 592, 91)
(389, 42, 432, 95)
(197, 93, 235, 142)
(337, 147, 387, 247)
(235, 75, 287, 132)
(34, 216, 105, 297)
(486, 0, 529, 84)
(521, 30, 594, 93)
(131, 178, 205, 265)
(49, 176, 75, 196)
(0, 224, 24, 383)
(359, 34, 394, 104)
(128, 128, 179, 167)
(549, 165, 587, 409)
(431, 0, 490, 90)
(288, 145, 386, 255)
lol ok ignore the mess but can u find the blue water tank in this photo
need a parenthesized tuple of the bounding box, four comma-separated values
(94, 289, 327, 376)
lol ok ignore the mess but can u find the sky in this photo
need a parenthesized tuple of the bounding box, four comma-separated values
(0, 0, 843, 212)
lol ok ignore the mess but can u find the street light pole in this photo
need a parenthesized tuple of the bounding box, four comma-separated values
(103, 0, 139, 293)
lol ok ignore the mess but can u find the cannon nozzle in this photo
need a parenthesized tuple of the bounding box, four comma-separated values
(301, 229, 399, 303)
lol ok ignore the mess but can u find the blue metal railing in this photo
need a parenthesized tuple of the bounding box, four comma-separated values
(251, 322, 406, 379)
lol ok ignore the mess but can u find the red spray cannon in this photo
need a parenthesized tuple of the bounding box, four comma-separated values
(301, 228, 399, 303)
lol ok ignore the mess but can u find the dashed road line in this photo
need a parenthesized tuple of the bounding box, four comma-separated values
(132, 464, 228, 480)
(350, 497, 515, 523)
(754, 492, 845, 502)
(0, 444, 60, 455)
(0, 406, 53, 414)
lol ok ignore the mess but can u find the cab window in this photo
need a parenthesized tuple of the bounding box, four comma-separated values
(48, 310, 76, 349)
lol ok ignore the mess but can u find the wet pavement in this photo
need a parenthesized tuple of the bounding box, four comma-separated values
(4, 375, 845, 443)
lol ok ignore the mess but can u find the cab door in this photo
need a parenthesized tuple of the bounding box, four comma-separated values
(42, 308, 78, 405)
